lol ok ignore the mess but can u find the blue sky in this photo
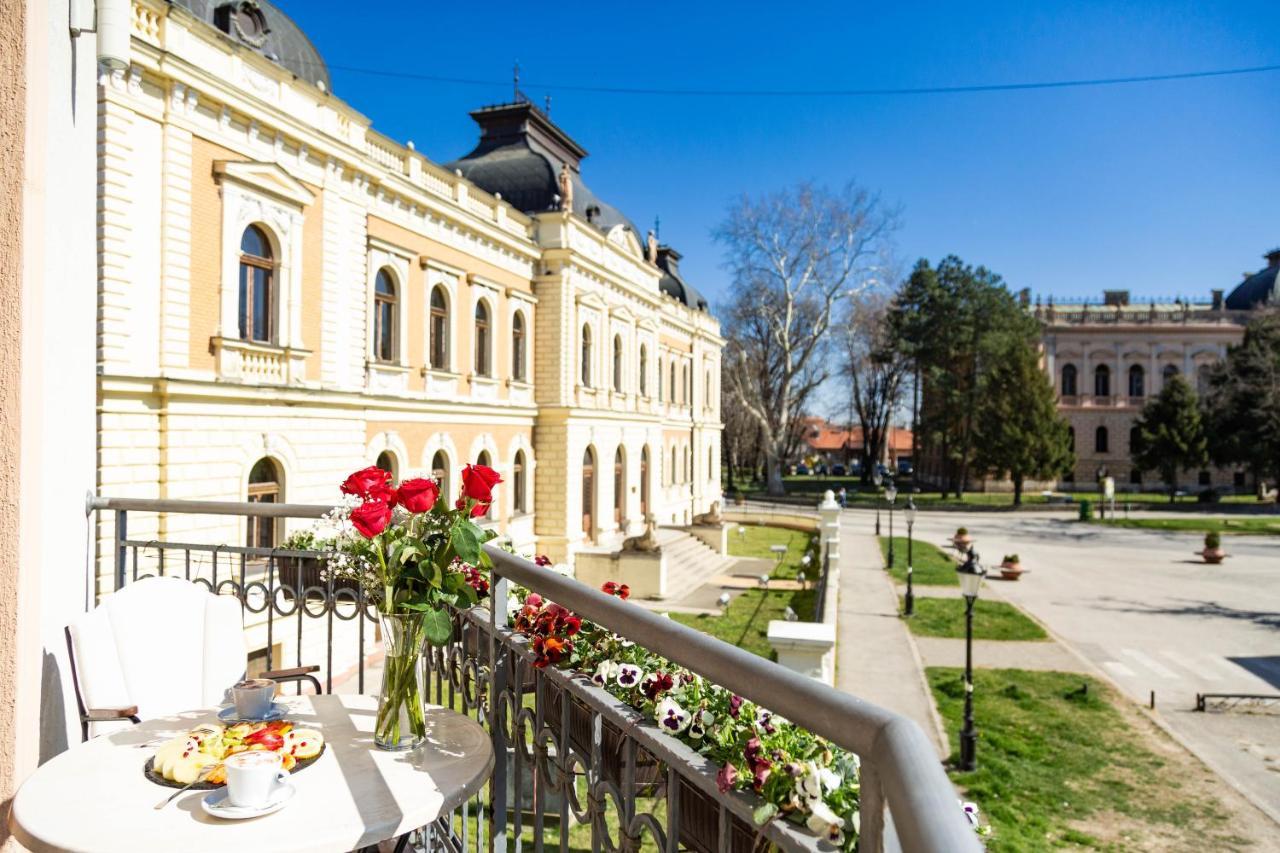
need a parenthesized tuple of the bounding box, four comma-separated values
(278, 1, 1279, 308)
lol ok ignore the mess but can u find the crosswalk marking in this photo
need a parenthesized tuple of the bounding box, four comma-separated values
(1102, 660, 1136, 678)
(1160, 650, 1220, 682)
(1121, 648, 1179, 679)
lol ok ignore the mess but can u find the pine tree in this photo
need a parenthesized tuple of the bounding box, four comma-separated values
(974, 343, 1075, 505)
(1131, 375, 1208, 501)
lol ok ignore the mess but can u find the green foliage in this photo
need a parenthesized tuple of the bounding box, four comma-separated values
(669, 586, 817, 659)
(1092, 516, 1280, 535)
(901, 597, 1047, 641)
(928, 668, 1235, 851)
(1202, 311, 1280, 494)
(1204, 530, 1221, 549)
(1002, 554, 1019, 564)
(956, 526, 969, 536)
(973, 340, 1074, 504)
(1131, 375, 1208, 500)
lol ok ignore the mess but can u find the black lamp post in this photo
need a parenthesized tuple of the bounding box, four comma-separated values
(904, 497, 917, 616)
(956, 548, 986, 771)
(873, 470, 883, 536)
(885, 479, 898, 568)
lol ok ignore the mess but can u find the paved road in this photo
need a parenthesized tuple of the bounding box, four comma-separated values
(856, 506, 1280, 825)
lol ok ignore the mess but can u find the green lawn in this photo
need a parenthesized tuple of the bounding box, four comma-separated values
(878, 536, 958, 586)
(1090, 516, 1280, 536)
(927, 668, 1243, 851)
(902, 597, 1047, 641)
(727, 524, 818, 580)
(670, 586, 818, 659)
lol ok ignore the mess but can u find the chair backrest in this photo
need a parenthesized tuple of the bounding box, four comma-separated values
(67, 577, 247, 721)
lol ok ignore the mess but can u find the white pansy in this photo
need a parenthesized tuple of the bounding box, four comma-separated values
(655, 697, 690, 734)
(805, 799, 844, 845)
(592, 660, 620, 687)
(616, 663, 644, 688)
(687, 708, 715, 739)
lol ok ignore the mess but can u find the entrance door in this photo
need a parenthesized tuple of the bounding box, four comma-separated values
(246, 458, 281, 548)
(582, 447, 595, 541)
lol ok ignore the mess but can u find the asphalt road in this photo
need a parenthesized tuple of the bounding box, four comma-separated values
(873, 506, 1280, 827)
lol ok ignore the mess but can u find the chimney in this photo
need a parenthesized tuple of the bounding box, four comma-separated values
(1266, 248, 1280, 269)
(1103, 289, 1130, 307)
(1211, 289, 1224, 311)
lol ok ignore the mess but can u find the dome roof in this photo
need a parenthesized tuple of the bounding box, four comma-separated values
(170, 1, 329, 91)
(1225, 249, 1280, 310)
(446, 102, 641, 238)
(655, 247, 709, 311)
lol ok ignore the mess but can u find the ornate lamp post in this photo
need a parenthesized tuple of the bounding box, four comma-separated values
(904, 497, 917, 616)
(873, 469, 883, 536)
(885, 479, 898, 568)
(956, 548, 987, 771)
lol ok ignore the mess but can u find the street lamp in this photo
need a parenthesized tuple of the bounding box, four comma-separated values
(904, 497, 917, 616)
(872, 470, 883, 535)
(956, 548, 987, 772)
(885, 479, 898, 568)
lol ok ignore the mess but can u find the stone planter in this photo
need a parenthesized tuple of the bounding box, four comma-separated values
(952, 535, 973, 551)
(999, 561, 1025, 580)
(1201, 547, 1226, 565)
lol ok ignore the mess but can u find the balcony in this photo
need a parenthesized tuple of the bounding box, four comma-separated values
(87, 495, 978, 853)
(211, 337, 310, 385)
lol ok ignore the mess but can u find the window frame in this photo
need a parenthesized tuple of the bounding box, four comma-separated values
(238, 225, 275, 344)
(581, 324, 593, 388)
(511, 310, 527, 382)
(474, 300, 492, 378)
(428, 285, 451, 371)
(372, 267, 398, 363)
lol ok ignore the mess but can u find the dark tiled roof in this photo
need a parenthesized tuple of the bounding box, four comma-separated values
(1225, 258, 1279, 310)
(446, 102, 641, 237)
(655, 247, 708, 311)
(170, 1, 329, 91)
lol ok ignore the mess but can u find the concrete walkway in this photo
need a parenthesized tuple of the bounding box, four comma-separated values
(834, 515, 948, 757)
(913, 637, 1088, 672)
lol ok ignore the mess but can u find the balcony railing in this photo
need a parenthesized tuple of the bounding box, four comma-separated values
(87, 495, 978, 853)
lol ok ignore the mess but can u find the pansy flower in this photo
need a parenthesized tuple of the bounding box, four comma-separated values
(804, 799, 844, 845)
(616, 663, 644, 687)
(591, 660, 619, 687)
(655, 697, 690, 733)
(641, 671, 675, 700)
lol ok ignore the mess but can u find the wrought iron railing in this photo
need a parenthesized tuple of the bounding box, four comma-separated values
(87, 495, 978, 853)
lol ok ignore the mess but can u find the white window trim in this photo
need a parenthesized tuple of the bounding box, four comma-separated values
(367, 241, 412, 368)
(425, 268, 460, 374)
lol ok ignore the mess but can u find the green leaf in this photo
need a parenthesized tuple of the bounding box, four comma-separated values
(422, 607, 454, 646)
(752, 803, 777, 826)
(450, 520, 483, 565)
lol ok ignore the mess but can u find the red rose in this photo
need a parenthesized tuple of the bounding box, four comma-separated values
(460, 464, 502, 503)
(534, 555, 552, 567)
(350, 500, 392, 538)
(456, 497, 491, 518)
(396, 478, 439, 514)
(341, 466, 395, 502)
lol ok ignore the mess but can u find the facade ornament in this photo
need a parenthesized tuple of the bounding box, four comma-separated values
(558, 163, 573, 212)
(646, 230, 658, 264)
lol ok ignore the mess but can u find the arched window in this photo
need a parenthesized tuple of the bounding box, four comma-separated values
(657, 357, 663, 400)
(373, 268, 398, 362)
(1095, 426, 1109, 454)
(612, 335, 624, 392)
(474, 302, 491, 377)
(246, 457, 281, 548)
(1162, 364, 1179, 385)
(1068, 426, 1075, 451)
(640, 445, 650, 518)
(1129, 426, 1140, 453)
(705, 370, 712, 408)
(511, 311, 527, 382)
(513, 450, 527, 514)
(1128, 365, 1144, 399)
(671, 445, 678, 484)
(684, 364, 692, 404)
(1094, 364, 1111, 398)
(1061, 363, 1078, 396)
(429, 286, 449, 370)
(669, 362, 677, 403)
(582, 447, 596, 539)
(639, 345, 648, 396)
(613, 446, 625, 525)
(238, 225, 274, 343)
(708, 444, 714, 480)
(431, 450, 450, 501)
(581, 325, 593, 387)
(375, 451, 397, 484)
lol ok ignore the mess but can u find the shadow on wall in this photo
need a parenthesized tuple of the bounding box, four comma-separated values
(38, 649, 71, 763)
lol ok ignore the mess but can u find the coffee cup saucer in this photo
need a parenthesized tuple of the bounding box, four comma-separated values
(201, 781, 295, 820)
(218, 702, 288, 723)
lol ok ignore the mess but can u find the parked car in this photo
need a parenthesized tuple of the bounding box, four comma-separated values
(796, 463, 810, 476)
(831, 464, 847, 477)
(897, 459, 914, 476)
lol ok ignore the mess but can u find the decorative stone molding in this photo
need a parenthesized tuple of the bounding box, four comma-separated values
(210, 337, 310, 385)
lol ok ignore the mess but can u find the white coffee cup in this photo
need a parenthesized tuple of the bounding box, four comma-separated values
(231, 678, 276, 719)
(224, 750, 289, 809)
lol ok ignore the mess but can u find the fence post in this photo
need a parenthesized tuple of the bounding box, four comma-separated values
(818, 490, 841, 567)
(114, 509, 128, 591)
(487, 573, 510, 853)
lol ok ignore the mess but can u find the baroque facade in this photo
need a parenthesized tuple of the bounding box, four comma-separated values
(95, 0, 722, 587)
(1036, 249, 1278, 489)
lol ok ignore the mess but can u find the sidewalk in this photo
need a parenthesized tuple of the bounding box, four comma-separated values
(834, 515, 948, 757)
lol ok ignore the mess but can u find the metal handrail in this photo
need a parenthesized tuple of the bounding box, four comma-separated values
(88, 495, 979, 851)
(484, 546, 980, 853)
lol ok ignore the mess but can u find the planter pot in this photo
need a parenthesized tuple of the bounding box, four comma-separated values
(733, 495, 746, 506)
(999, 562, 1024, 580)
(953, 535, 973, 550)
(277, 556, 361, 599)
(1201, 547, 1226, 565)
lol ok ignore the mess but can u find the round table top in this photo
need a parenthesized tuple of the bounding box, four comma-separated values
(9, 694, 494, 853)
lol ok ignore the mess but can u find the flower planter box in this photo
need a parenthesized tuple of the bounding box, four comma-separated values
(277, 556, 361, 599)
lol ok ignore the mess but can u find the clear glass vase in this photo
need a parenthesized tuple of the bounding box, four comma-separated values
(374, 611, 429, 751)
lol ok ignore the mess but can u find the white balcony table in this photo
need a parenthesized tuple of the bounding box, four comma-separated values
(8, 693, 494, 853)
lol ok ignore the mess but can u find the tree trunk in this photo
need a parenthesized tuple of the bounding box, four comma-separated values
(1013, 473, 1024, 506)
(765, 453, 785, 497)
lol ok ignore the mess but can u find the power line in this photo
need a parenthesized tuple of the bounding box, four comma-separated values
(315, 60, 1280, 98)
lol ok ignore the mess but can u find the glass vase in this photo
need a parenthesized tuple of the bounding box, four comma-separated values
(374, 611, 429, 751)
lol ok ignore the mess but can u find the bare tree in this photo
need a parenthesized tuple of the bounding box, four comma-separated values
(716, 181, 897, 496)
(842, 292, 906, 483)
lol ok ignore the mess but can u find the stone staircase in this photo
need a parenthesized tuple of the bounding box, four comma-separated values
(654, 528, 737, 601)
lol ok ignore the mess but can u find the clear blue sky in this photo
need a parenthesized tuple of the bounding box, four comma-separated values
(278, 0, 1279, 308)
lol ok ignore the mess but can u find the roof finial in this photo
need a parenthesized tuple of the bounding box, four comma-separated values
(513, 61, 524, 103)
(654, 214, 661, 240)
(544, 94, 552, 115)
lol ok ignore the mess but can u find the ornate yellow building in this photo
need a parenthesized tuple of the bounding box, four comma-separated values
(96, 0, 723, 580)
